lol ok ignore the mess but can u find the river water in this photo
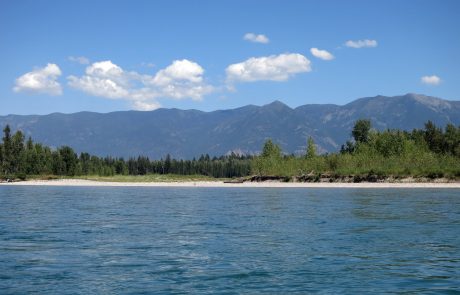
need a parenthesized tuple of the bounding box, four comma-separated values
(0, 186, 459, 294)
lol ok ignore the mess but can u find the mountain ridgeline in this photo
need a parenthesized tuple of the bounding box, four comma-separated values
(1, 93, 459, 159)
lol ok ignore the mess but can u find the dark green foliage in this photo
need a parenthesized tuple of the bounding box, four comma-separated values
(371, 130, 406, 157)
(0, 125, 252, 179)
(0, 144, 3, 171)
(352, 119, 371, 143)
(340, 140, 355, 154)
(252, 140, 283, 176)
(424, 121, 444, 154)
(252, 120, 460, 179)
(306, 137, 317, 159)
(261, 139, 282, 159)
(124, 153, 251, 178)
(11, 131, 25, 174)
(421, 121, 460, 156)
(2, 125, 12, 175)
(58, 146, 78, 176)
(164, 154, 171, 174)
(445, 124, 460, 156)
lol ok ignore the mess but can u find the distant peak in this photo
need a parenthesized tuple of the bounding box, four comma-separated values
(263, 100, 292, 110)
(402, 93, 451, 109)
(404, 93, 427, 99)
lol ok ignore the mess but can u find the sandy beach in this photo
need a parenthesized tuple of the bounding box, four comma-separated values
(1, 179, 459, 188)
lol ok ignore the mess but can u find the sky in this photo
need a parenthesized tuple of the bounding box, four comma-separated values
(0, 0, 459, 115)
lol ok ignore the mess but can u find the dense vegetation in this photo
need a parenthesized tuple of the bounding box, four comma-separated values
(0, 125, 251, 180)
(1, 120, 459, 181)
(253, 120, 460, 180)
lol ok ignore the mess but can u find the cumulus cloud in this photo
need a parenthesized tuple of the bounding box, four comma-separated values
(152, 60, 203, 86)
(421, 75, 441, 86)
(68, 59, 212, 110)
(13, 63, 63, 95)
(345, 39, 378, 48)
(226, 53, 311, 82)
(68, 61, 133, 99)
(310, 48, 334, 60)
(243, 33, 269, 44)
(146, 59, 212, 100)
(68, 56, 90, 65)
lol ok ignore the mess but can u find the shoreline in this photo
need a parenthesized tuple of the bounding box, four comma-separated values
(1, 179, 460, 188)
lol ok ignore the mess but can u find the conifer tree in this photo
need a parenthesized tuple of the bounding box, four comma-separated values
(2, 125, 12, 175)
(306, 136, 317, 159)
(261, 139, 281, 158)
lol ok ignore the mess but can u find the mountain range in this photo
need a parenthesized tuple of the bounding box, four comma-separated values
(1, 93, 459, 159)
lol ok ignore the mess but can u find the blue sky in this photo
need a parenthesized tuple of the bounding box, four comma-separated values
(0, 0, 459, 115)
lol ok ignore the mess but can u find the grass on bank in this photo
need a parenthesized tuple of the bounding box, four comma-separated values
(25, 174, 222, 182)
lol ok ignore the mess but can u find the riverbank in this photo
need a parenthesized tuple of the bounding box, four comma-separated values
(1, 178, 460, 188)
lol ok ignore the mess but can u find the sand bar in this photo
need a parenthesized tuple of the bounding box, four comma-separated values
(1, 179, 460, 188)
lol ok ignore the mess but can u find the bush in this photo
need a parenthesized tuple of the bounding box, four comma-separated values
(15, 173, 27, 181)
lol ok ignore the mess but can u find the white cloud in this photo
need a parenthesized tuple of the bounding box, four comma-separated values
(67, 75, 130, 99)
(85, 60, 124, 78)
(421, 75, 441, 86)
(147, 59, 213, 100)
(68, 59, 213, 110)
(226, 53, 311, 82)
(152, 59, 204, 86)
(68, 61, 133, 99)
(243, 33, 269, 44)
(310, 48, 334, 60)
(345, 39, 378, 48)
(13, 63, 63, 95)
(68, 56, 90, 65)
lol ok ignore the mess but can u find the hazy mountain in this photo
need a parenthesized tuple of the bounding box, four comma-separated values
(1, 93, 459, 159)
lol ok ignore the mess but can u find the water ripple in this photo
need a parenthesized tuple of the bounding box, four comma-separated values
(0, 186, 459, 294)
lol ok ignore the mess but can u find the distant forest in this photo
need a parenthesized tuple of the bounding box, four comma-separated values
(0, 124, 251, 179)
(1, 120, 459, 180)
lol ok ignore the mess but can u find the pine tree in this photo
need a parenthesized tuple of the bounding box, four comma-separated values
(24, 137, 37, 174)
(306, 136, 317, 159)
(11, 131, 25, 174)
(164, 154, 171, 174)
(58, 146, 78, 176)
(0, 144, 3, 177)
(424, 121, 444, 153)
(2, 125, 12, 175)
(261, 139, 281, 158)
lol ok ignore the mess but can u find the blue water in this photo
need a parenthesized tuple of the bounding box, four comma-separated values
(0, 187, 459, 294)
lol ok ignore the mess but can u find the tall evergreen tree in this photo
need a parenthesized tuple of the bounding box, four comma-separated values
(261, 139, 281, 158)
(164, 154, 171, 174)
(424, 121, 444, 153)
(24, 137, 37, 174)
(0, 144, 3, 176)
(306, 136, 317, 159)
(2, 125, 12, 175)
(58, 146, 78, 176)
(11, 131, 25, 174)
(444, 123, 460, 156)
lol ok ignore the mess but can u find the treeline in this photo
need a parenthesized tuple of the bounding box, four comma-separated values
(124, 154, 251, 178)
(1, 120, 459, 181)
(253, 120, 460, 179)
(0, 125, 251, 179)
